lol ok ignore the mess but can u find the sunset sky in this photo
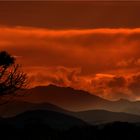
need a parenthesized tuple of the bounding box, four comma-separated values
(1, 1, 140, 100)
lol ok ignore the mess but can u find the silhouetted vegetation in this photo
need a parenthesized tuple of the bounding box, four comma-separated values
(0, 120, 140, 140)
(0, 51, 27, 98)
(0, 109, 139, 140)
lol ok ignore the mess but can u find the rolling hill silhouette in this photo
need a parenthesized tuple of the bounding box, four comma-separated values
(0, 101, 67, 117)
(1, 101, 140, 125)
(0, 84, 139, 125)
(17, 84, 109, 111)
(74, 110, 140, 124)
(3, 109, 87, 130)
(1, 109, 140, 140)
(15, 84, 140, 116)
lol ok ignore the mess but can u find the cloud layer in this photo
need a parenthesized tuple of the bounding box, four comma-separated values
(1, 26, 140, 100)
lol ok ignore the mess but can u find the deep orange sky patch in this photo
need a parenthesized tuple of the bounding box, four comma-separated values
(1, 1, 140, 100)
(1, 26, 140, 100)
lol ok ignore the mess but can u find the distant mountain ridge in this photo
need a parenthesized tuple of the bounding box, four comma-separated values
(15, 84, 140, 116)
(75, 109, 140, 124)
(1, 101, 140, 125)
(18, 84, 109, 111)
(0, 101, 67, 117)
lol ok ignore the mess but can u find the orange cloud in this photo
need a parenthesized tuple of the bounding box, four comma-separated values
(1, 26, 140, 100)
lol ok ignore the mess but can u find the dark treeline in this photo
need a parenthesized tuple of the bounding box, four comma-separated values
(1, 121, 140, 140)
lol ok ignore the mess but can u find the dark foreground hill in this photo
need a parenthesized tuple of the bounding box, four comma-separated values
(3, 110, 86, 130)
(1, 101, 140, 125)
(0, 113, 140, 140)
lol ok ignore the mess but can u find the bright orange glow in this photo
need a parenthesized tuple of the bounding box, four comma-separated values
(1, 26, 140, 100)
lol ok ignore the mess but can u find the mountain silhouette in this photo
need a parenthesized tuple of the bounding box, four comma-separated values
(74, 110, 140, 124)
(3, 109, 87, 130)
(15, 84, 140, 116)
(17, 84, 109, 111)
(0, 101, 67, 117)
(1, 101, 140, 125)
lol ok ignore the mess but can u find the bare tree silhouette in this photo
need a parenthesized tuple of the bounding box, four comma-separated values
(0, 51, 27, 97)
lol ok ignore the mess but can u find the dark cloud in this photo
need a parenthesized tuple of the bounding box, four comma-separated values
(1, 1, 140, 29)
(128, 74, 140, 96)
(27, 67, 140, 100)
(108, 76, 126, 88)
